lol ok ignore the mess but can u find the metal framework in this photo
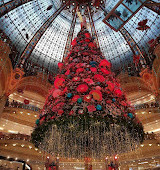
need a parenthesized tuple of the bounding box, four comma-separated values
(0, 0, 33, 17)
(87, 6, 100, 48)
(99, 4, 146, 67)
(144, 1, 160, 15)
(63, 6, 77, 61)
(19, 1, 69, 67)
(120, 27, 146, 67)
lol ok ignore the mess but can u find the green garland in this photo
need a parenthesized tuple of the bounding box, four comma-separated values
(31, 113, 144, 148)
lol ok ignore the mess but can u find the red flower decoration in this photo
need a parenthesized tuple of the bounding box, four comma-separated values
(69, 110, 74, 115)
(106, 100, 112, 104)
(95, 86, 101, 91)
(94, 74, 105, 82)
(77, 84, 88, 93)
(85, 33, 90, 38)
(87, 105, 96, 112)
(72, 77, 80, 82)
(85, 38, 90, 42)
(90, 90, 102, 101)
(121, 101, 127, 106)
(76, 68, 84, 73)
(90, 67, 97, 72)
(88, 42, 95, 48)
(106, 81, 114, 91)
(71, 38, 77, 46)
(114, 89, 122, 97)
(100, 68, 110, 75)
(65, 70, 70, 75)
(54, 78, 65, 88)
(76, 63, 84, 68)
(52, 89, 62, 98)
(72, 95, 80, 102)
(83, 78, 94, 85)
(84, 95, 92, 102)
(99, 59, 111, 68)
(58, 63, 63, 70)
(58, 110, 64, 116)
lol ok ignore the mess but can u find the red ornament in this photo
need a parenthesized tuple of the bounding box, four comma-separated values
(71, 38, 77, 46)
(100, 68, 110, 75)
(58, 63, 63, 70)
(69, 110, 74, 115)
(54, 77, 65, 88)
(90, 90, 102, 101)
(106, 81, 114, 91)
(72, 95, 80, 102)
(58, 110, 64, 116)
(99, 59, 111, 68)
(87, 105, 96, 112)
(77, 84, 88, 93)
(90, 67, 97, 72)
(88, 42, 95, 48)
(114, 89, 122, 97)
(76, 68, 84, 73)
(83, 78, 94, 85)
(52, 89, 62, 98)
(85, 38, 90, 42)
(65, 70, 70, 75)
(94, 74, 105, 82)
(106, 100, 112, 104)
(84, 95, 92, 102)
(24, 99, 29, 105)
(72, 77, 80, 82)
(85, 33, 90, 38)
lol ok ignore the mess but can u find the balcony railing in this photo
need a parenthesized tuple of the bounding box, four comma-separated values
(134, 102, 159, 110)
(5, 100, 40, 112)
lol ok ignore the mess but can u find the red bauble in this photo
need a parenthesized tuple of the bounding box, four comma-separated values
(87, 105, 96, 112)
(76, 68, 84, 73)
(99, 59, 111, 68)
(114, 89, 122, 97)
(58, 110, 64, 116)
(94, 74, 105, 82)
(72, 77, 80, 82)
(83, 78, 94, 85)
(77, 84, 88, 93)
(54, 78, 65, 88)
(90, 67, 97, 72)
(72, 95, 80, 102)
(84, 94, 92, 102)
(90, 90, 102, 101)
(100, 68, 110, 75)
(58, 63, 63, 70)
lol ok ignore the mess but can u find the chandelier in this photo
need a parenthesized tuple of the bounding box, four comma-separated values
(31, 26, 144, 159)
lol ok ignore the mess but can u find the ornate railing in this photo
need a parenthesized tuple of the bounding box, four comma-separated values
(5, 100, 40, 112)
(134, 102, 159, 110)
(0, 133, 31, 142)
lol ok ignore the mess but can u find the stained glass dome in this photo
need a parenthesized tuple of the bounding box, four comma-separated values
(0, 0, 159, 72)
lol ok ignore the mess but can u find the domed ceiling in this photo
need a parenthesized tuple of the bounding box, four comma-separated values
(0, 0, 160, 72)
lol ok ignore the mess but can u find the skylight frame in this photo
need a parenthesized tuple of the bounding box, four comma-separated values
(103, 0, 148, 32)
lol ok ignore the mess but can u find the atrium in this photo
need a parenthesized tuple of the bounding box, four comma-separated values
(0, 0, 160, 169)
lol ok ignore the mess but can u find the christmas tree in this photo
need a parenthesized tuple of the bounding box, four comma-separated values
(31, 26, 144, 159)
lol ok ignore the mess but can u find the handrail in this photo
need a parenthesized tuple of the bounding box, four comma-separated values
(5, 100, 40, 112)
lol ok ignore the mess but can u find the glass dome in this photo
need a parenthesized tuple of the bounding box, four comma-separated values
(0, 0, 159, 72)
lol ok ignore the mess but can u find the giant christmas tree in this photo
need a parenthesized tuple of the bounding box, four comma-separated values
(31, 25, 144, 159)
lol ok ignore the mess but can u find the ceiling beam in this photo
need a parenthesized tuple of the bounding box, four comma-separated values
(63, 6, 77, 61)
(0, 0, 34, 17)
(19, 1, 69, 67)
(144, 1, 160, 15)
(99, 4, 146, 68)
